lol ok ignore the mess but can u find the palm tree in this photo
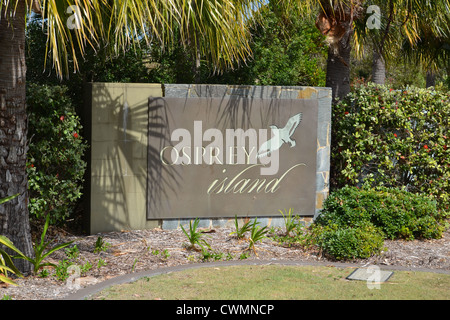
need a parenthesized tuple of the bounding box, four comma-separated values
(401, 12, 450, 88)
(315, 0, 364, 101)
(0, 0, 34, 275)
(0, 0, 259, 274)
(295, 0, 449, 97)
(353, 0, 450, 86)
(279, 0, 366, 100)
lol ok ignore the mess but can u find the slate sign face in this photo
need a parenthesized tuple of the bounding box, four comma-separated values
(147, 97, 318, 219)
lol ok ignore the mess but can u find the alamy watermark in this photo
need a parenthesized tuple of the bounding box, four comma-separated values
(65, 265, 81, 290)
(159, 113, 303, 176)
(366, 5, 382, 30)
(366, 265, 382, 290)
(66, 5, 82, 30)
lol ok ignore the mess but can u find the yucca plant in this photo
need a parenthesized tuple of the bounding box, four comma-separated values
(280, 208, 300, 237)
(0, 235, 25, 286)
(230, 215, 253, 239)
(180, 218, 211, 252)
(0, 194, 24, 285)
(16, 214, 73, 274)
(247, 218, 268, 255)
(0, 194, 19, 205)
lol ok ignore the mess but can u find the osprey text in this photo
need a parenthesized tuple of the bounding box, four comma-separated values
(160, 113, 303, 176)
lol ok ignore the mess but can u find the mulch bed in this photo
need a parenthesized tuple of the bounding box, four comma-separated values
(1, 224, 449, 300)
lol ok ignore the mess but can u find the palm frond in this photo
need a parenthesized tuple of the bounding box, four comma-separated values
(11, 0, 263, 78)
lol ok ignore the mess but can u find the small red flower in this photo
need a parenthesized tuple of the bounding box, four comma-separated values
(394, 133, 397, 137)
(424, 145, 429, 149)
(444, 145, 447, 150)
(73, 132, 79, 138)
(60, 115, 64, 121)
(344, 111, 349, 115)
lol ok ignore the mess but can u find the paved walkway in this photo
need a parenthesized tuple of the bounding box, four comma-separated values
(63, 259, 450, 300)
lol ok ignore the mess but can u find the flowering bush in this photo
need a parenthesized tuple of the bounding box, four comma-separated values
(331, 83, 450, 213)
(26, 83, 87, 224)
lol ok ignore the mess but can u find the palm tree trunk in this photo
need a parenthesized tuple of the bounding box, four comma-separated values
(372, 48, 386, 85)
(326, 37, 352, 102)
(371, 0, 393, 86)
(426, 70, 436, 88)
(0, 1, 34, 274)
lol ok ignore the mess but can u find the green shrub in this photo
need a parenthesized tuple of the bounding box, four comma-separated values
(314, 222, 385, 260)
(230, 215, 253, 239)
(317, 186, 446, 240)
(312, 185, 448, 260)
(26, 83, 88, 224)
(332, 83, 450, 213)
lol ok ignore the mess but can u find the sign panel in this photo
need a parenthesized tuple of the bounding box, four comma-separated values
(147, 97, 318, 219)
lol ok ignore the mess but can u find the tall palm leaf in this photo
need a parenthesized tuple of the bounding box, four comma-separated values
(34, 0, 259, 78)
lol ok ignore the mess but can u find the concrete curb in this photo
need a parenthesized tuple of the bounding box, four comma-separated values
(62, 259, 450, 300)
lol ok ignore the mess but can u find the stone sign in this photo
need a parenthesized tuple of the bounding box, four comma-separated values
(147, 96, 318, 219)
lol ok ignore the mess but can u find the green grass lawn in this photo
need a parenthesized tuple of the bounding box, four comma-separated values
(91, 265, 450, 300)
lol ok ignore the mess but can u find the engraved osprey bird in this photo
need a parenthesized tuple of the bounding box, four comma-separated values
(257, 113, 302, 158)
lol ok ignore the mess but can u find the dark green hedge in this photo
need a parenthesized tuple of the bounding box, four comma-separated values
(316, 186, 446, 240)
(313, 186, 448, 260)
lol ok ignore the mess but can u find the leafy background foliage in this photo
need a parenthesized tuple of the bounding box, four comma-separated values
(205, 3, 327, 86)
